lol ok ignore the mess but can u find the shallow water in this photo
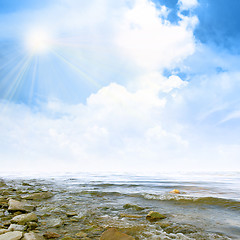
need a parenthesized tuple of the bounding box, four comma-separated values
(1, 171, 240, 239)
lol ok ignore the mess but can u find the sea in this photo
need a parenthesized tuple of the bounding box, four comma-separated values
(1, 171, 240, 239)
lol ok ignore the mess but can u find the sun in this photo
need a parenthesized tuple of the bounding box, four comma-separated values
(25, 29, 52, 55)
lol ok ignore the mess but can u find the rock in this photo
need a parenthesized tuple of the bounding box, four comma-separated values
(119, 213, 142, 219)
(123, 204, 144, 211)
(11, 212, 38, 225)
(146, 211, 166, 221)
(100, 228, 135, 240)
(156, 222, 171, 228)
(0, 229, 8, 235)
(26, 222, 38, 230)
(23, 232, 45, 240)
(75, 231, 87, 238)
(48, 218, 63, 228)
(8, 224, 27, 231)
(0, 231, 23, 240)
(3, 221, 11, 227)
(22, 192, 53, 200)
(0, 200, 8, 209)
(61, 237, 77, 240)
(66, 211, 77, 217)
(43, 232, 61, 239)
(8, 199, 35, 213)
(170, 189, 180, 194)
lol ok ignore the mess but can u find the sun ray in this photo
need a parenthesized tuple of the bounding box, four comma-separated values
(28, 56, 39, 104)
(51, 50, 101, 88)
(4, 55, 32, 101)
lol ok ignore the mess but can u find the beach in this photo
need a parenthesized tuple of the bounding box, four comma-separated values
(0, 172, 239, 239)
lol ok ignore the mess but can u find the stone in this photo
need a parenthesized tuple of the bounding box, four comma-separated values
(8, 224, 27, 231)
(61, 237, 77, 240)
(22, 192, 53, 200)
(146, 211, 166, 221)
(27, 222, 38, 230)
(43, 232, 61, 239)
(23, 232, 45, 240)
(0, 231, 22, 240)
(0, 200, 8, 209)
(119, 213, 142, 219)
(66, 211, 77, 217)
(100, 228, 135, 240)
(8, 199, 35, 213)
(48, 218, 63, 228)
(75, 231, 87, 237)
(170, 189, 180, 194)
(123, 204, 144, 211)
(11, 212, 38, 225)
(3, 221, 11, 227)
(0, 229, 8, 235)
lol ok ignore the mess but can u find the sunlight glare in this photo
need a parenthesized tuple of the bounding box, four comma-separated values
(25, 29, 52, 55)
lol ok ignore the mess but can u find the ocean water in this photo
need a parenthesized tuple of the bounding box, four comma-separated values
(1, 171, 240, 239)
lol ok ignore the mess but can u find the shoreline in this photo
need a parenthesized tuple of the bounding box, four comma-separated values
(0, 176, 237, 239)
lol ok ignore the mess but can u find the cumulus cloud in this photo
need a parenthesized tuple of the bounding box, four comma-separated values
(0, 84, 187, 172)
(115, 0, 196, 70)
(1, 0, 239, 173)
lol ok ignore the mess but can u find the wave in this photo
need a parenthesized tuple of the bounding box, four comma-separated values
(141, 193, 240, 210)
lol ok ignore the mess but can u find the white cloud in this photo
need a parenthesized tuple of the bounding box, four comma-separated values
(1, 0, 239, 173)
(178, 0, 198, 11)
(115, 0, 196, 70)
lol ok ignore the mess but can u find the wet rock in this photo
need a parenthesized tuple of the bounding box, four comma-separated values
(119, 213, 142, 219)
(13, 211, 23, 216)
(22, 192, 53, 200)
(170, 189, 180, 194)
(156, 222, 171, 228)
(23, 232, 45, 240)
(8, 199, 35, 213)
(0, 200, 8, 209)
(8, 224, 27, 231)
(0, 229, 8, 235)
(11, 212, 38, 225)
(146, 211, 166, 221)
(164, 223, 198, 234)
(3, 220, 11, 227)
(123, 204, 144, 211)
(0, 210, 4, 217)
(66, 211, 77, 217)
(100, 228, 135, 240)
(0, 180, 6, 187)
(43, 231, 61, 239)
(26, 222, 38, 230)
(22, 182, 32, 187)
(61, 237, 77, 240)
(48, 218, 63, 228)
(0, 231, 23, 240)
(75, 231, 87, 238)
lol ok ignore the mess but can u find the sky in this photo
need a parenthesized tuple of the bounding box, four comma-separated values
(0, 0, 240, 173)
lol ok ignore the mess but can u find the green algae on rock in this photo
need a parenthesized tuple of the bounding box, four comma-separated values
(146, 211, 166, 221)
(123, 204, 144, 211)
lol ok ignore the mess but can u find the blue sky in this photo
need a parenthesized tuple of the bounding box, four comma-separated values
(0, 0, 240, 172)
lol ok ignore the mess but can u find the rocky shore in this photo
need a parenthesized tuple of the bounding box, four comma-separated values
(0, 178, 232, 240)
